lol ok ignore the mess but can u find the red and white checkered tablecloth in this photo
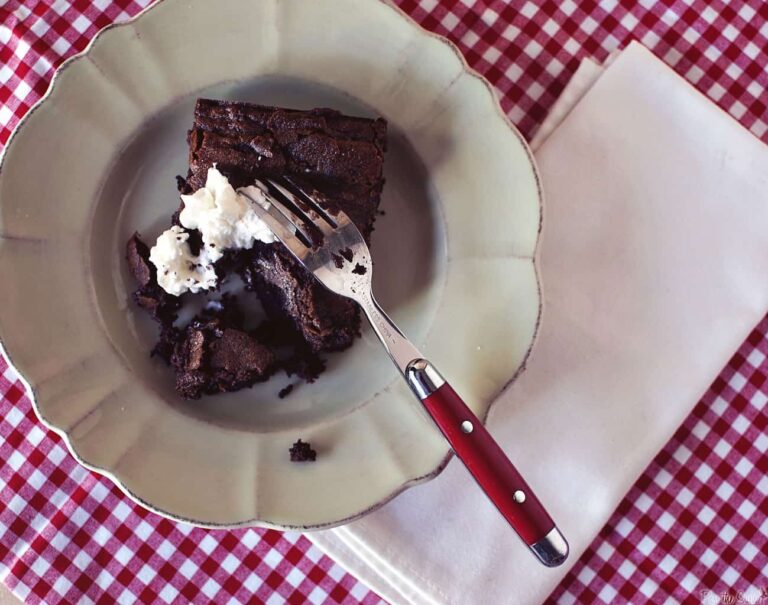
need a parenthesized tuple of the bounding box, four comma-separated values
(1, 0, 766, 603)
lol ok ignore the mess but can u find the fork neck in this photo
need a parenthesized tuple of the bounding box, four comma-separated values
(356, 292, 423, 375)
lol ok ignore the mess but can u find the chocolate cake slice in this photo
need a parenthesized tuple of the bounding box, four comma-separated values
(180, 99, 387, 352)
(126, 100, 387, 399)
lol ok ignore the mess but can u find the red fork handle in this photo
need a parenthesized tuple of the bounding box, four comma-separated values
(406, 359, 568, 567)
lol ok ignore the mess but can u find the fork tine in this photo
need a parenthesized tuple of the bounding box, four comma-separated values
(240, 189, 310, 260)
(253, 179, 314, 246)
(281, 177, 339, 229)
(267, 179, 336, 238)
(285, 178, 354, 231)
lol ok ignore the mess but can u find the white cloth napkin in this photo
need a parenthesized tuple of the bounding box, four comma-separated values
(308, 42, 768, 605)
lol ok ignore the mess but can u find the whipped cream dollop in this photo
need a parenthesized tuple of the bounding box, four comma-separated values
(179, 167, 276, 262)
(149, 167, 276, 296)
(150, 226, 218, 296)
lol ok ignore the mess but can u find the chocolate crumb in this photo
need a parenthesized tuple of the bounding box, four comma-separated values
(289, 439, 316, 462)
(339, 247, 354, 263)
(278, 384, 295, 399)
(352, 263, 366, 275)
(332, 253, 344, 269)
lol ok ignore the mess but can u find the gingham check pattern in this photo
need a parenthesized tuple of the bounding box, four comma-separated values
(0, 1, 766, 603)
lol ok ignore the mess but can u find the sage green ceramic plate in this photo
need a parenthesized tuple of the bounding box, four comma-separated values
(0, 0, 541, 529)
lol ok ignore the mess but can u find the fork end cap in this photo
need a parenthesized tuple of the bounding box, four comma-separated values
(530, 527, 569, 567)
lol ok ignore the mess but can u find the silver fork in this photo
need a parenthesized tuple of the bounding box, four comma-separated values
(243, 179, 568, 567)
